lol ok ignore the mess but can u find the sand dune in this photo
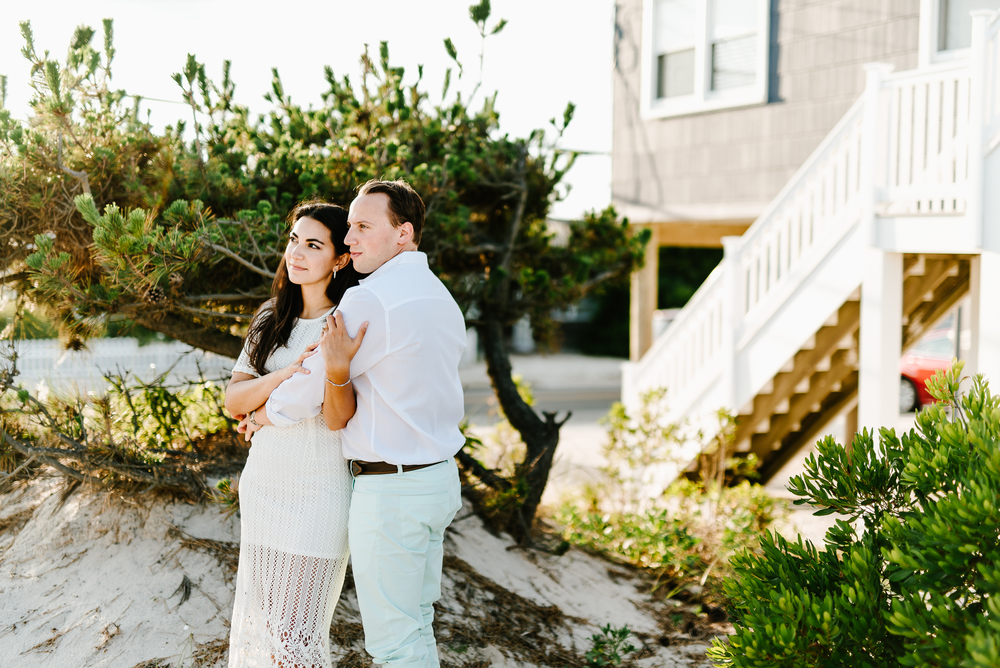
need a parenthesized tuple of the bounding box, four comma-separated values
(0, 475, 722, 667)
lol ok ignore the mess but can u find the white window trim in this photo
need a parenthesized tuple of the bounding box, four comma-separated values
(918, 0, 998, 67)
(640, 0, 770, 120)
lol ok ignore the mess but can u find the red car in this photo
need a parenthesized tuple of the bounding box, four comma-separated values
(899, 331, 955, 412)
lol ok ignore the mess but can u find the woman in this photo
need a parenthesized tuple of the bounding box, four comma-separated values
(224, 201, 359, 667)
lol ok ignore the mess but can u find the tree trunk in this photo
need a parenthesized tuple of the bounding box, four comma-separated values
(479, 316, 567, 543)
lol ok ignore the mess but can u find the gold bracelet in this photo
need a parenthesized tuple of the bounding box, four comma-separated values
(325, 376, 352, 388)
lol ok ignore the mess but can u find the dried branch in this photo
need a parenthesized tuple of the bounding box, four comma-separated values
(242, 218, 269, 265)
(184, 293, 262, 303)
(462, 243, 506, 255)
(497, 144, 528, 305)
(1, 453, 36, 477)
(174, 304, 252, 321)
(1, 271, 29, 285)
(57, 133, 91, 195)
(2, 429, 206, 491)
(455, 448, 513, 492)
(1, 430, 94, 483)
(205, 243, 275, 279)
(579, 269, 619, 294)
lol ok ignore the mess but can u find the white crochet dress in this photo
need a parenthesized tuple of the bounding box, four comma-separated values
(228, 313, 351, 668)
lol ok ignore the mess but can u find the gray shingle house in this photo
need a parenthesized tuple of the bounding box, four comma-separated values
(614, 0, 1000, 480)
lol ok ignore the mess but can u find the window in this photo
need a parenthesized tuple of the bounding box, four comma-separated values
(654, 0, 696, 99)
(710, 0, 758, 91)
(940, 0, 997, 50)
(918, 0, 999, 65)
(643, 0, 770, 118)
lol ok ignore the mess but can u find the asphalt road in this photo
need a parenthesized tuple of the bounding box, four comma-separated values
(463, 387, 622, 426)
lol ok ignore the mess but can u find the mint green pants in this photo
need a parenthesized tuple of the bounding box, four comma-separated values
(348, 458, 462, 667)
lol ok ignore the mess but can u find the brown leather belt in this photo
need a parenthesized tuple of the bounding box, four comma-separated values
(350, 460, 445, 476)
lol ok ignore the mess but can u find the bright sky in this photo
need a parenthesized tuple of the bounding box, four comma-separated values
(0, 0, 615, 220)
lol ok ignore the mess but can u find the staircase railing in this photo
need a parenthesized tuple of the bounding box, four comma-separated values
(624, 49, 986, 422)
(624, 96, 867, 419)
(877, 63, 972, 215)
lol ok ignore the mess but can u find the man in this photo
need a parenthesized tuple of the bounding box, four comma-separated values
(256, 179, 467, 667)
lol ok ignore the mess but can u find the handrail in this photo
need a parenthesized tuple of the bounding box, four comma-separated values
(881, 58, 969, 85)
(633, 262, 723, 366)
(736, 98, 865, 254)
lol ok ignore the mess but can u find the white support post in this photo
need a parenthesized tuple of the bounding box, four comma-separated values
(860, 63, 894, 245)
(630, 225, 659, 362)
(859, 250, 904, 432)
(917, 0, 936, 69)
(967, 252, 1000, 386)
(968, 11, 991, 247)
(719, 236, 745, 412)
(858, 62, 902, 433)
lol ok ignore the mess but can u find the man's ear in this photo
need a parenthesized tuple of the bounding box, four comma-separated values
(397, 222, 414, 245)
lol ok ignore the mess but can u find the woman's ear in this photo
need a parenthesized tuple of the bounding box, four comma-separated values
(335, 253, 352, 272)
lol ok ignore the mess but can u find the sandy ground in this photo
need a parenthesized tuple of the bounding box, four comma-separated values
(1, 352, 922, 666)
(0, 475, 721, 668)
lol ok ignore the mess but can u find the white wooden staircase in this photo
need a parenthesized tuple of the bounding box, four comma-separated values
(622, 11, 1000, 484)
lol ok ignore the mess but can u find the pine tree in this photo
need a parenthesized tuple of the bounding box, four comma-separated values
(0, 5, 649, 540)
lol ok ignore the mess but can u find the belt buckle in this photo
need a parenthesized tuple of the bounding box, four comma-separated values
(350, 460, 363, 477)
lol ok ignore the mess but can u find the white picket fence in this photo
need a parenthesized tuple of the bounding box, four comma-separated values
(8, 338, 235, 395)
(8, 328, 480, 397)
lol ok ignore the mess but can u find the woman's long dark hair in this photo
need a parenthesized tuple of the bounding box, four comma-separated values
(245, 201, 360, 376)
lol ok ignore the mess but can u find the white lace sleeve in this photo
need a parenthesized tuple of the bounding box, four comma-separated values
(232, 342, 259, 377)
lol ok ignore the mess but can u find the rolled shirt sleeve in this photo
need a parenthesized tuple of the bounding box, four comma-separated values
(264, 348, 326, 427)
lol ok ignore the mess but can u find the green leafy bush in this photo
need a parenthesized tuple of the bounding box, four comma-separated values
(709, 362, 1000, 668)
(3, 7, 648, 540)
(0, 342, 240, 496)
(585, 624, 637, 667)
(557, 389, 784, 600)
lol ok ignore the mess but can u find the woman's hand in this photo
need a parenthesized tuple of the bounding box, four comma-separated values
(320, 311, 368, 382)
(237, 412, 264, 442)
(277, 341, 319, 382)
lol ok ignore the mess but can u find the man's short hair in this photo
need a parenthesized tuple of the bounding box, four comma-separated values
(357, 179, 426, 245)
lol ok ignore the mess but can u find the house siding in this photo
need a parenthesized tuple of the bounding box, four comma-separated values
(612, 0, 920, 225)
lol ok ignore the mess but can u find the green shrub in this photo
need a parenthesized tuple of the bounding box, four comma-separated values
(709, 362, 1000, 668)
(557, 389, 784, 600)
(584, 624, 637, 667)
(0, 342, 239, 496)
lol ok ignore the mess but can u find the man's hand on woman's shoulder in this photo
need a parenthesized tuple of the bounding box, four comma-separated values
(320, 311, 368, 383)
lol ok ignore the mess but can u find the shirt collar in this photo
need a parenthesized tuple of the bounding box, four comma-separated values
(358, 250, 427, 284)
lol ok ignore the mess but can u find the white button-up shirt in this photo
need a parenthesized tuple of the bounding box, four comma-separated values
(265, 251, 467, 464)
